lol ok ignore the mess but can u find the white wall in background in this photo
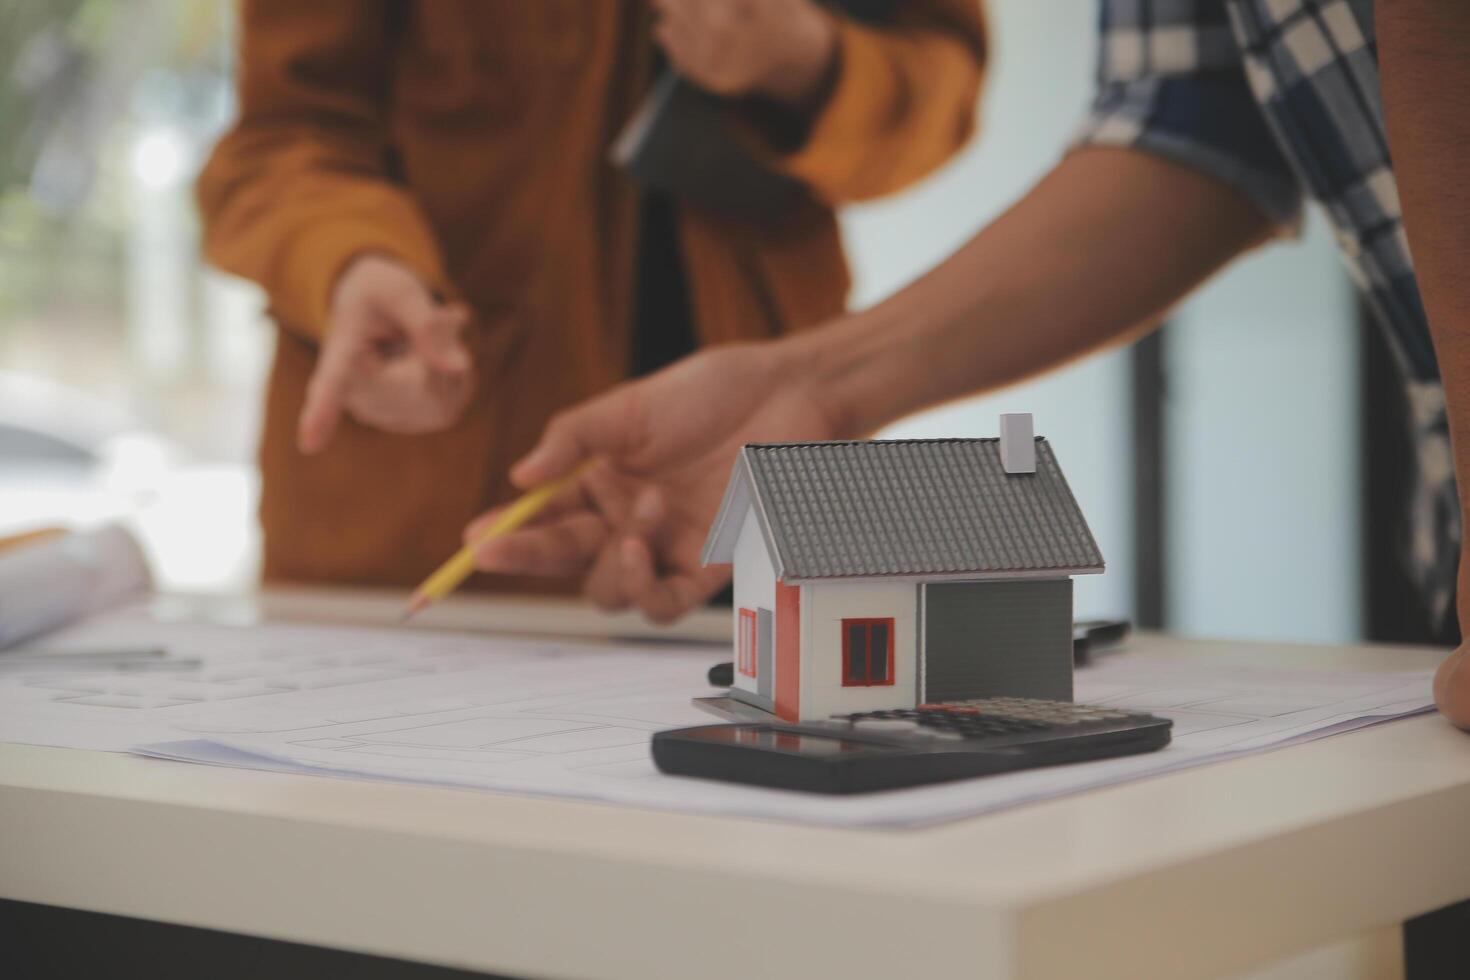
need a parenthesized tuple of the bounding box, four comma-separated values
(1166, 210, 1359, 643)
(841, 0, 1133, 620)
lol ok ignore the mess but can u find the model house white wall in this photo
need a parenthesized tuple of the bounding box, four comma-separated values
(707, 434, 1103, 722)
(800, 581, 918, 720)
(730, 507, 776, 699)
(729, 504, 919, 718)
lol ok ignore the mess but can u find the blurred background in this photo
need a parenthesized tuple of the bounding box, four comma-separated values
(0, 0, 260, 592)
(0, 1, 1375, 644)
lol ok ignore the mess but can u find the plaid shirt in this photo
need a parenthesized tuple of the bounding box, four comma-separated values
(1074, 0, 1459, 628)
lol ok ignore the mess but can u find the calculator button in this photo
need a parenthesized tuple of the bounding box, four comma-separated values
(853, 718, 922, 733)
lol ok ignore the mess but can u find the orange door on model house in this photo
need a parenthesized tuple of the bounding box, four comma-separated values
(775, 581, 801, 721)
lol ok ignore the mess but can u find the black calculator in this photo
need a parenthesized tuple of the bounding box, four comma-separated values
(652, 698, 1173, 794)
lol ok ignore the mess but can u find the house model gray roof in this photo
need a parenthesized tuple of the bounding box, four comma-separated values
(702, 438, 1104, 581)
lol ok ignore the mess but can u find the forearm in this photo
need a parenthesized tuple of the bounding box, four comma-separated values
(1378, 0, 1470, 726)
(756, 0, 986, 202)
(784, 147, 1277, 436)
(198, 146, 448, 339)
(196, 0, 448, 339)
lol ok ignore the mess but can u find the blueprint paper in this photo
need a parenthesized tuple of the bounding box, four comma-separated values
(0, 524, 151, 649)
(0, 607, 717, 754)
(0, 609, 1437, 827)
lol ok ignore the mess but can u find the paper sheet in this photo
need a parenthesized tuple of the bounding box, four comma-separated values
(0, 524, 150, 649)
(0, 609, 1436, 827)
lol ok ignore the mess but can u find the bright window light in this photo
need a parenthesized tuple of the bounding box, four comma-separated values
(132, 129, 187, 189)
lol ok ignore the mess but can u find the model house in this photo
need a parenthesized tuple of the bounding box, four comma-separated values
(700, 415, 1104, 723)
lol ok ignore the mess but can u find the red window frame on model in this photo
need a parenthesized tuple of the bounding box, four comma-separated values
(841, 618, 895, 687)
(738, 608, 757, 677)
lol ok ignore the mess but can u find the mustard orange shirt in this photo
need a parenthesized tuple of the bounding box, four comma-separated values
(197, 0, 986, 590)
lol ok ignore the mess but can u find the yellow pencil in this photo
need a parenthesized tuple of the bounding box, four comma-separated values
(402, 468, 585, 619)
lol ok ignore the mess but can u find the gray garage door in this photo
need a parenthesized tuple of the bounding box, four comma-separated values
(922, 579, 1074, 703)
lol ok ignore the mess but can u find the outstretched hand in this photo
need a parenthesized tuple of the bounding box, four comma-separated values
(465, 342, 842, 622)
(298, 254, 473, 454)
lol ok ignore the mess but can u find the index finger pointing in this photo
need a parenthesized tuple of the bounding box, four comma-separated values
(297, 337, 359, 454)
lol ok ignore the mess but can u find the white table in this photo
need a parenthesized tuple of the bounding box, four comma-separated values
(2, 588, 1468, 980)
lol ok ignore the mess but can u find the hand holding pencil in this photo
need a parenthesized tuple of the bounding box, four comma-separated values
(438, 345, 832, 622)
(403, 465, 592, 619)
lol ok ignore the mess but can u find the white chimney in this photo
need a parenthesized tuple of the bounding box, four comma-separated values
(999, 413, 1035, 474)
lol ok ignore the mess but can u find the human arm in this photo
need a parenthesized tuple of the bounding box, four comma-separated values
(1378, 0, 1470, 729)
(196, 0, 450, 338)
(474, 147, 1276, 618)
(774, 147, 1276, 437)
(652, 0, 986, 202)
(197, 2, 471, 453)
(473, 0, 1302, 619)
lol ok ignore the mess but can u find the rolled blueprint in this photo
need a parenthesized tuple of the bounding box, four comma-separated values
(0, 524, 152, 649)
